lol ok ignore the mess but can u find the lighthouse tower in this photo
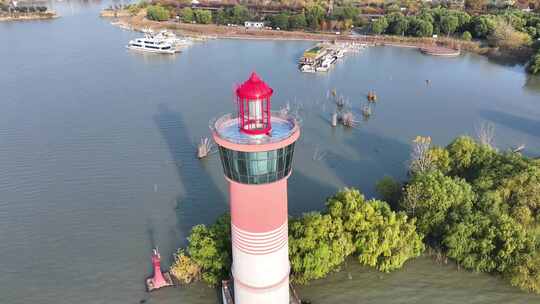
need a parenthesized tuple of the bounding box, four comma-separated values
(211, 72, 300, 304)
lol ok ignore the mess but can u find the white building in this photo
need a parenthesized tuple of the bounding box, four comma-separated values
(244, 21, 264, 29)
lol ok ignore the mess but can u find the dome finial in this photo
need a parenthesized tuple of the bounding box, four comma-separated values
(249, 72, 261, 83)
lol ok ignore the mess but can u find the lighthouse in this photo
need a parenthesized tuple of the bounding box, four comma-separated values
(211, 72, 300, 304)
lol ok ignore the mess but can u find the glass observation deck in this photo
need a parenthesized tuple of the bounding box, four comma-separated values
(211, 111, 300, 185)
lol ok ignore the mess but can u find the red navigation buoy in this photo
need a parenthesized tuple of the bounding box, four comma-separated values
(145, 248, 174, 292)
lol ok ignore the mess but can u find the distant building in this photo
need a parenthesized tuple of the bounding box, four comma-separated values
(9, 0, 47, 7)
(244, 21, 264, 29)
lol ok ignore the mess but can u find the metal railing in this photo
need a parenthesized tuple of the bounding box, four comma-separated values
(210, 111, 300, 145)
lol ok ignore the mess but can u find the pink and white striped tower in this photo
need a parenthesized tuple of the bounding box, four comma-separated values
(211, 72, 300, 304)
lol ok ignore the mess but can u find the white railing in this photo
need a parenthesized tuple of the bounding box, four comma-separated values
(210, 111, 300, 145)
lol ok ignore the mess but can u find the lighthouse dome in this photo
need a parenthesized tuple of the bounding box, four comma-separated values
(236, 72, 273, 99)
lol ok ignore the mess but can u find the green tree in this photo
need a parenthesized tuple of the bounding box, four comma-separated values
(453, 10, 472, 32)
(272, 12, 290, 30)
(427, 147, 451, 174)
(509, 252, 540, 294)
(289, 211, 355, 284)
(146, 5, 170, 21)
(187, 214, 231, 286)
(214, 8, 229, 25)
(180, 7, 193, 23)
(388, 13, 409, 36)
(289, 13, 307, 29)
(170, 249, 201, 284)
(305, 4, 325, 30)
(341, 5, 359, 20)
(443, 211, 535, 273)
(489, 19, 532, 50)
(471, 15, 495, 38)
(231, 4, 249, 25)
(462, 30, 472, 41)
(528, 50, 540, 74)
(401, 170, 475, 239)
(526, 26, 537, 39)
(440, 15, 459, 36)
(194, 9, 212, 24)
(327, 189, 424, 272)
(407, 17, 433, 37)
(371, 17, 389, 34)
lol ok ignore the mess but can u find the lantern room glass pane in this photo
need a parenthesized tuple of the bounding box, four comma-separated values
(218, 143, 296, 184)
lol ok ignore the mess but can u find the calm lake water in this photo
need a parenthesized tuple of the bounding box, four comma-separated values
(1, 1, 540, 304)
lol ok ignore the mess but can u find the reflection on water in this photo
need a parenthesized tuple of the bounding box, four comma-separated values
(0, 1, 540, 304)
(525, 74, 540, 94)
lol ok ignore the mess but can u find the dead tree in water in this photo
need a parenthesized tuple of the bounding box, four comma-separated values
(341, 111, 359, 127)
(331, 112, 338, 127)
(409, 136, 433, 174)
(197, 137, 214, 159)
(475, 122, 495, 149)
(361, 104, 372, 120)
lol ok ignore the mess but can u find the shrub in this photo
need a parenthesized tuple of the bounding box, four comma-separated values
(509, 252, 540, 294)
(194, 9, 212, 24)
(289, 13, 307, 29)
(401, 170, 475, 239)
(170, 249, 201, 284)
(187, 214, 231, 286)
(326, 189, 424, 272)
(488, 19, 532, 50)
(427, 147, 451, 174)
(289, 211, 354, 283)
(180, 7, 193, 23)
(528, 50, 540, 74)
(462, 31, 472, 41)
(272, 13, 290, 30)
(146, 5, 170, 22)
(371, 17, 389, 35)
(443, 211, 535, 273)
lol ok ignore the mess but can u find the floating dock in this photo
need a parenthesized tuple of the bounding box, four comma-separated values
(298, 42, 368, 73)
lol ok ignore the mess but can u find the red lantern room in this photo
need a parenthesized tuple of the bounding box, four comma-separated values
(236, 72, 273, 135)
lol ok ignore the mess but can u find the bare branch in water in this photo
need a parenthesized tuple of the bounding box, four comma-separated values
(341, 111, 359, 128)
(475, 122, 495, 149)
(409, 136, 433, 174)
(197, 137, 216, 159)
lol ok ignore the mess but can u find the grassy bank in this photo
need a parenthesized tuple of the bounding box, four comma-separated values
(0, 11, 58, 21)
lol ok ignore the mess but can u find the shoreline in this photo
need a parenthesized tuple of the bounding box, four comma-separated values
(104, 10, 534, 63)
(0, 11, 59, 22)
(104, 12, 470, 54)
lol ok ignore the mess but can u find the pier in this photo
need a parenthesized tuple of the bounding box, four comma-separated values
(420, 46, 460, 57)
(298, 42, 368, 73)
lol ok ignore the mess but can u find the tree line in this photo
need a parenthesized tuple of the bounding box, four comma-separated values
(369, 8, 540, 41)
(170, 134, 540, 294)
(144, 3, 364, 31)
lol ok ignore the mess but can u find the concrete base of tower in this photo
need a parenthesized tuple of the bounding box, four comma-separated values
(221, 279, 302, 304)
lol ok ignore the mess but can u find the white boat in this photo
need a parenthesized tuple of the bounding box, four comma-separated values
(316, 56, 335, 72)
(127, 34, 176, 54)
(154, 30, 193, 49)
(300, 64, 316, 73)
